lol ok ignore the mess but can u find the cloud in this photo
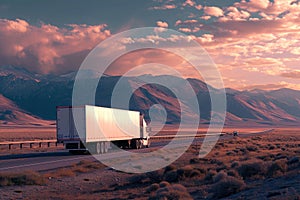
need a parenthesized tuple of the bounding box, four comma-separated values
(201, 16, 211, 20)
(3, 19, 29, 33)
(182, 0, 195, 7)
(181, 0, 202, 10)
(149, 4, 176, 10)
(241, 82, 290, 90)
(149, 0, 300, 90)
(204, 6, 224, 17)
(156, 21, 169, 28)
(281, 71, 300, 79)
(106, 48, 200, 78)
(175, 19, 201, 33)
(219, 7, 251, 21)
(0, 19, 111, 74)
(234, 0, 271, 13)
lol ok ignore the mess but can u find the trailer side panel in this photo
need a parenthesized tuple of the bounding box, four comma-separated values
(85, 105, 141, 142)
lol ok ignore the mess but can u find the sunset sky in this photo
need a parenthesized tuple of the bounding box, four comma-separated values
(0, 0, 299, 90)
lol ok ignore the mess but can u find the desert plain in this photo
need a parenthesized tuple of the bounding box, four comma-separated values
(0, 126, 299, 199)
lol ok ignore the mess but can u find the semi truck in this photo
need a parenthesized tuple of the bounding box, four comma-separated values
(56, 105, 150, 154)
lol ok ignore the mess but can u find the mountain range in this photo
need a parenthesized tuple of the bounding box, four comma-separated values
(0, 66, 299, 127)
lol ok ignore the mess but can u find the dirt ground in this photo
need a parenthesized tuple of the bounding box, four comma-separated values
(0, 126, 56, 142)
(0, 128, 299, 199)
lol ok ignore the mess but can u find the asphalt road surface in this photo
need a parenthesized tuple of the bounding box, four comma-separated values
(0, 130, 272, 173)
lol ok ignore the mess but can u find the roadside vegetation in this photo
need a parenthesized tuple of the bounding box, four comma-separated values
(0, 160, 104, 187)
(0, 130, 299, 199)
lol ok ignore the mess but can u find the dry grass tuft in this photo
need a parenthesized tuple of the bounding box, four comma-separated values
(149, 183, 193, 200)
(267, 159, 288, 177)
(237, 160, 269, 179)
(210, 173, 245, 198)
(0, 171, 46, 186)
(44, 160, 104, 178)
(146, 183, 160, 193)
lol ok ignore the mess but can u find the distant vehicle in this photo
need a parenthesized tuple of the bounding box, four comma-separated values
(56, 105, 150, 154)
(233, 131, 238, 136)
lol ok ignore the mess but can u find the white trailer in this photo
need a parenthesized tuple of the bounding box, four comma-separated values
(56, 105, 150, 154)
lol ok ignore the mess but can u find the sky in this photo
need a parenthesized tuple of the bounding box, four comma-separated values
(0, 0, 299, 90)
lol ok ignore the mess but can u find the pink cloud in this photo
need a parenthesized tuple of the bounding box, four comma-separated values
(156, 21, 169, 28)
(0, 19, 111, 74)
(175, 19, 201, 33)
(182, 0, 196, 7)
(149, 4, 176, 10)
(151, 1, 300, 90)
(204, 6, 224, 17)
(235, 0, 271, 12)
(281, 71, 300, 79)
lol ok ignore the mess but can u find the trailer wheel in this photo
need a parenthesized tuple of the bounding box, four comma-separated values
(100, 142, 105, 154)
(132, 139, 138, 149)
(96, 142, 101, 154)
(104, 142, 109, 153)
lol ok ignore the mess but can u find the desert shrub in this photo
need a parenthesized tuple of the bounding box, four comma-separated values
(217, 142, 225, 147)
(231, 161, 239, 168)
(237, 160, 268, 179)
(246, 145, 258, 151)
(51, 168, 75, 178)
(213, 171, 227, 183)
(268, 145, 275, 150)
(146, 183, 160, 193)
(177, 165, 194, 179)
(146, 171, 163, 183)
(233, 149, 239, 153)
(0, 171, 46, 186)
(194, 167, 206, 174)
(149, 184, 193, 200)
(239, 148, 248, 153)
(267, 159, 287, 177)
(127, 174, 147, 184)
(189, 169, 201, 178)
(210, 159, 223, 166)
(189, 158, 200, 164)
(252, 136, 262, 140)
(73, 166, 89, 173)
(216, 165, 227, 172)
(76, 160, 91, 166)
(274, 153, 287, 160)
(256, 155, 268, 161)
(288, 157, 299, 165)
(164, 164, 177, 174)
(227, 170, 240, 178)
(164, 165, 200, 182)
(204, 170, 217, 182)
(210, 175, 245, 198)
(226, 151, 234, 156)
(164, 170, 178, 183)
(159, 181, 171, 188)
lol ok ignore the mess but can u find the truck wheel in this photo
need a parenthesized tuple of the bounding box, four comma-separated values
(104, 142, 109, 153)
(100, 142, 105, 154)
(96, 142, 101, 154)
(139, 139, 143, 149)
(137, 140, 142, 149)
(146, 139, 150, 148)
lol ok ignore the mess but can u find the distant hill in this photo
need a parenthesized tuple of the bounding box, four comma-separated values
(0, 66, 299, 126)
(0, 94, 53, 126)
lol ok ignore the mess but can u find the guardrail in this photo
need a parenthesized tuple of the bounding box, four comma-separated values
(0, 140, 58, 150)
(0, 132, 230, 150)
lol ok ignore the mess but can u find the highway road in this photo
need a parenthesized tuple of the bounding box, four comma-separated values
(0, 129, 272, 173)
